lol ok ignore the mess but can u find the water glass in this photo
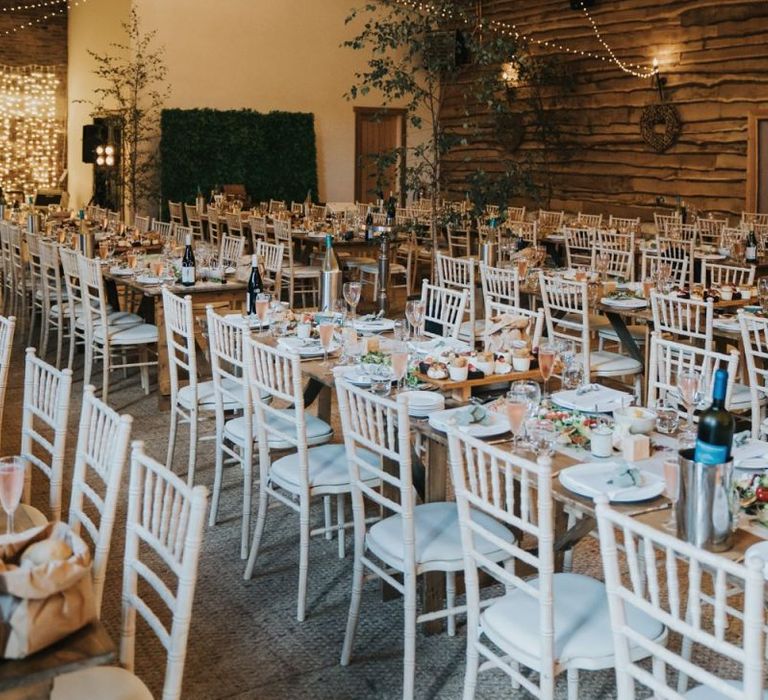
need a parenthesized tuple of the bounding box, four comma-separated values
(343, 281, 362, 320)
(655, 405, 680, 435)
(367, 363, 393, 396)
(405, 300, 425, 340)
(525, 419, 557, 457)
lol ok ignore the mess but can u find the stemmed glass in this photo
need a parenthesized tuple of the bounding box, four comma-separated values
(676, 369, 702, 438)
(538, 342, 557, 403)
(389, 341, 409, 391)
(525, 419, 557, 458)
(506, 386, 530, 453)
(255, 293, 271, 334)
(405, 300, 425, 341)
(662, 457, 680, 533)
(343, 282, 362, 321)
(0, 457, 24, 535)
(318, 321, 335, 366)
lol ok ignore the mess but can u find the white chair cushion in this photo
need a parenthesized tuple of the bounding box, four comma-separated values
(684, 680, 768, 699)
(178, 378, 243, 411)
(597, 324, 646, 342)
(77, 310, 142, 329)
(52, 666, 151, 700)
(563, 312, 611, 330)
(481, 573, 664, 665)
(93, 323, 158, 345)
(367, 501, 514, 570)
(588, 350, 642, 375)
(18, 503, 47, 528)
(223, 409, 332, 449)
(270, 443, 378, 491)
(50, 301, 82, 317)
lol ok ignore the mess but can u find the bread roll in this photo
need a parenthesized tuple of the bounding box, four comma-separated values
(20, 538, 73, 567)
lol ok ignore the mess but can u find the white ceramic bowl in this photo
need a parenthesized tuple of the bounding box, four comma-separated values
(473, 360, 495, 375)
(449, 365, 468, 381)
(612, 406, 657, 435)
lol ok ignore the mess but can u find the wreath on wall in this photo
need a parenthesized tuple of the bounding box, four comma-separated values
(640, 103, 681, 154)
(495, 112, 525, 152)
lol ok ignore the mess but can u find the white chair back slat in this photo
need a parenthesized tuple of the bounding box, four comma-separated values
(254, 241, 284, 298)
(0, 314, 15, 432)
(654, 212, 681, 236)
(68, 384, 132, 616)
(20, 347, 73, 520)
(741, 211, 768, 227)
(596, 230, 635, 280)
(219, 234, 244, 269)
(696, 216, 727, 247)
(537, 209, 564, 234)
(507, 220, 537, 247)
(608, 215, 641, 234)
(506, 205, 526, 223)
(739, 312, 768, 437)
(419, 280, 469, 340)
(650, 290, 714, 349)
(121, 442, 207, 700)
(168, 201, 184, 226)
(162, 288, 198, 405)
(152, 219, 174, 241)
(576, 212, 603, 229)
(563, 226, 594, 270)
(436, 253, 476, 339)
(480, 262, 520, 313)
(702, 262, 755, 288)
(134, 214, 150, 233)
(640, 249, 690, 289)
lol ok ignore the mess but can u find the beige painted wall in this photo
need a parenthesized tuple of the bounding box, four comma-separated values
(67, 0, 130, 210)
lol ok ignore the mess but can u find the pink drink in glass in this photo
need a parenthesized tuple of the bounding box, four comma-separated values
(0, 460, 24, 534)
(255, 299, 269, 323)
(539, 349, 556, 381)
(390, 352, 409, 381)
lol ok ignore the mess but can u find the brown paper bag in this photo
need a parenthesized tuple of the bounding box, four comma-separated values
(0, 521, 97, 658)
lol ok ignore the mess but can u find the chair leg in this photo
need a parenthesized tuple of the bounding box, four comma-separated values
(446, 570, 456, 637)
(462, 637, 480, 700)
(240, 439, 254, 560)
(166, 406, 179, 470)
(41, 312, 50, 360)
(187, 408, 198, 485)
(324, 495, 332, 541)
(83, 341, 93, 387)
(341, 518, 365, 666)
(336, 494, 345, 559)
(244, 487, 269, 580)
(139, 347, 150, 394)
(402, 573, 417, 700)
(567, 667, 579, 700)
(209, 429, 225, 528)
(296, 498, 310, 622)
(67, 323, 76, 371)
(101, 346, 110, 403)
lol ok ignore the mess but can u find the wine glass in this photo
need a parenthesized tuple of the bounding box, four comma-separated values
(538, 342, 557, 403)
(255, 293, 271, 335)
(0, 457, 25, 535)
(343, 281, 362, 321)
(511, 379, 542, 420)
(389, 342, 409, 391)
(405, 300, 425, 341)
(662, 457, 680, 532)
(318, 321, 335, 366)
(505, 388, 530, 453)
(676, 369, 701, 437)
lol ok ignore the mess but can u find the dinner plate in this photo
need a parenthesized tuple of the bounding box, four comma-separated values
(713, 316, 740, 332)
(354, 318, 396, 332)
(552, 387, 633, 413)
(733, 440, 768, 470)
(337, 365, 372, 386)
(278, 337, 340, 357)
(224, 313, 271, 329)
(601, 297, 648, 309)
(559, 461, 665, 502)
(700, 253, 726, 261)
(428, 406, 510, 438)
(109, 267, 134, 276)
(405, 390, 445, 417)
(135, 274, 163, 285)
(411, 337, 471, 356)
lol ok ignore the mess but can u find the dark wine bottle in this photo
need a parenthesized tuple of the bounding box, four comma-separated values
(365, 210, 373, 241)
(746, 228, 758, 263)
(246, 254, 263, 314)
(693, 368, 734, 465)
(385, 194, 396, 226)
(181, 234, 196, 286)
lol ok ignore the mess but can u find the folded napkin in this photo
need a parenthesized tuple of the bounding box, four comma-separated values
(607, 465, 643, 489)
(452, 404, 492, 427)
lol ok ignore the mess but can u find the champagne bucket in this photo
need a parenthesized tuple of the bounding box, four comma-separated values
(78, 231, 95, 258)
(480, 241, 497, 267)
(676, 448, 734, 552)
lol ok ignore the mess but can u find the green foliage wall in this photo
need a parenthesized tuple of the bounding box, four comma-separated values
(160, 108, 318, 208)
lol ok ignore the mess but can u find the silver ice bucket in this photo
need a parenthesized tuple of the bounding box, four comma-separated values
(480, 241, 497, 267)
(676, 448, 734, 552)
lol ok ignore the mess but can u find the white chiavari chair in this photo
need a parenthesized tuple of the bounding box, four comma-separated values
(273, 218, 320, 309)
(575, 212, 603, 228)
(480, 262, 520, 313)
(646, 333, 739, 419)
(641, 251, 689, 291)
(133, 214, 150, 233)
(507, 220, 538, 248)
(0, 222, 14, 314)
(539, 272, 643, 396)
(482, 301, 543, 352)
(649, 236, 693, 285)
(696, 216, 727, 247)
(419, 280, 469, 340)
(310, 204, 326, 221)
(106, 211, 121, 229)
(243, 338, 352, 622)
(79, 256, 156, 402)
(702, 261, 755, 288)
(168, 200, 184, 226)
(38, 240, 67, 368)
(183, 204, 204, 241)
(19, 347, 73, 525)
(650, 290, 714, 349)
(67, 385, 132, 616)
(607, 215, 640, 234)
(269, 199, 286, 214)
(596, 495, 764, 700)
(224, 212, 244, 239)
(174, 224, 193, 247)
(248, 215, 268, 249)
(0, 314, 14, 434)
(336, 382, 511, 700)
(654, 211, 681, 236)
(721, 226, 746, 250)
(506, 205, 526, 223)
(669, 223, 698, 244)
(52, 442, 208, 700)
(447, 225, 471, 258)
(447, 430, 662, 700)
(436, 253, 480, 344)
(152, 218, 174, 242)
(563, 226, 594, 270)
(741, 211, 768, 227)
(58, 247, 87, 369)
(254, 240, 284, 298)
(595, 230, 635, 280)
(537, 209, 565, 234)
(25, 232, 44, 347)
(206, 209, 221, 249)
(290, 202, 303, 215)
(218, 234, 244, 270)
(739, 312, 768, 437)
(8, 225, 29, 325)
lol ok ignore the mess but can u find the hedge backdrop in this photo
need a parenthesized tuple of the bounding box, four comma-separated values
(159, 108, 318, 211)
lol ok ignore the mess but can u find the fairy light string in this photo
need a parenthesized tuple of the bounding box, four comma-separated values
(1, 0, 89, 37)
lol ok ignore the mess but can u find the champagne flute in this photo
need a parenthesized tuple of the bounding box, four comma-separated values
(343, 281, 362, 321)
(389, 342, 409, 391)
(255, 293, 271, 335)
(318, 321, 335, 366)
(405, 300, 425, 341)
(505, 391, 529, 453)
(662, 458, 680, 532)
(0, 457, 25, 535)
(538, 342, 557, 403)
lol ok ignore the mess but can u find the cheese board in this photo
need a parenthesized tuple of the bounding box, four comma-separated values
(414, 367, 541, 402)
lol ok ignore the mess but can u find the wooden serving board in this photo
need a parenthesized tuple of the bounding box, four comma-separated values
(415, 368, 541, 402)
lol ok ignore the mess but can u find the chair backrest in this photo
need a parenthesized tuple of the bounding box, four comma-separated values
(174, 224, 193, 247)
(20, 347, 73, 520)
(419, 280, 469, 340)
(68, 385, 132, 616)
(219, 234, 244, 269)
(8, 226, 25, 290)
(563, 226, 594, 269)
(206, 308, 249, 433)
(206, 210, 221, 249)
(58, 245, 84, 321)
(720, 226, 745, 250)
(506, 205, 525, 223)
(483, 301, 544, 352)
(507, 220, 537, 247)
(77, 255, 112, 343)
(255, 240, 284, 297)
(134, 214, 150, 233)
(446, 225, 471, 258)
(26, 232, 42, 293)
(480, 262, 520, 312)
(650, 290, 714, 349)
(106, 210, 121, 228)
(668, 222, 697, 244)
(168, 200, 184, 225)
(595, 230, 635, 280)
(121, 442, 207, 700)
(269, 199, 286, 214)
(537, 209, 564, 232)
(596, 495, 765, 700)
(741, 211, 768, 227)
(183, 204, 203, 240)
(646, 332, 739, 416)
(273, 218, 294, 267)
(654, 211, 681, 235)
(248, 215, 268, 248)
(446, 427, 555, 697)
(538, 271, 591, 366)
(435, 252, 475, 328)
(702, 261, 755, 288)
(161, 288, 198, 403)
(224, 212, 243, 236)
(310, 204, 326, 221)
(640, 249, 690, 288)
(608, 215, 640, 233)
(739, 312, 768, 437)
(576, 212, 603, 228)
(152, 219, 174, 240)
(696, 216, 727, 246)
(0, 314, 15, 432)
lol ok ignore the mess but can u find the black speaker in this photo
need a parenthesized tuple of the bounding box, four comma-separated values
(82, 124, 105, 164)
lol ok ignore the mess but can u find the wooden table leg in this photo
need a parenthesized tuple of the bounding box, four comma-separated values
(422, 438, 448, 635)
(317, 386, 332, 424)
(156, 296, 170, 408)
(604, 311, 645, 367)
(0, 679, 54, 700)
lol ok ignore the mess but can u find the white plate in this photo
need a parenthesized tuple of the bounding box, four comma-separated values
(601, 297, 648, 309)
(405, 390, 445, 417)
(745, 541, 768, 579)
(713, 316, 740, 332)
(109, 267, 134, 276)
(354, 318, 396, 332)
(135, 275, 163, 285)
(428, 407, 510, 438)
(733, 440, 768, 470)
(278, 337, 340, 357)
(700, 253, 726, 261)
(559, 461, 665, 503)
(552, 387, 633, 413)
(224, 313, 271, 329)
(411, 338, 471, 356)
(337, 365, 372, 386)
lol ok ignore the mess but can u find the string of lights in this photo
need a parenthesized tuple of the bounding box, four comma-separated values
(0, 0, 67, 13)
(394, 0, 658, 79)
(1, 0, 88, 37)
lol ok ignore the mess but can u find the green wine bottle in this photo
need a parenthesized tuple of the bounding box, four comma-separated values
(693, 369, 734, 465)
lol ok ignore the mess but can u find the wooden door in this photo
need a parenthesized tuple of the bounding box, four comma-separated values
(354, 107, 406, 203)
(746, 110, 768, 213)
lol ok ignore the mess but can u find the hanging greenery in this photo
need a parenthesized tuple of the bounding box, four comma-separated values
(159, 108, 318, 209)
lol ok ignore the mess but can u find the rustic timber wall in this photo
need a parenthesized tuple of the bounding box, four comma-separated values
(440, 0, 768, 219)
